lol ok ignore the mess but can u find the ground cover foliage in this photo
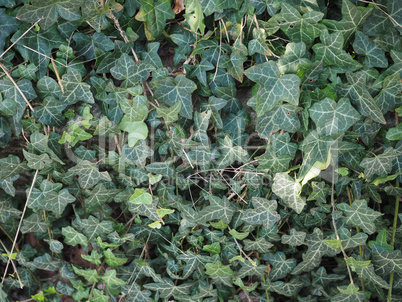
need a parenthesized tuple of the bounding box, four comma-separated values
(0, 0, 401, 301)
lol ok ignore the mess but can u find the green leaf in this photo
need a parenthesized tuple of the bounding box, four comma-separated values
(27, 180, 75, 216)
(157, 208, 174, 218)
(245, 61, 301, 116)
(153, 74, 197, 119)
(129, 188, 153, 204)
(360, 148, 400, 179)
(243, 237, 274, 253)
(322, 0, 372, 44)
(0, 9, 19, 52)
(184, 0, 205, 35)
(81, 250, 102, 265)
(298, 130, 334, 180)
(16, 0, 82, 30)
(184, 59, 214, 86)
(205, 261, 234, 277)
(135, 0, 175, 40)
(372, 244, 402, 276)
(272, 4, 324, 48)
(215, 136, 248, 169)
(68, 160, 111, 189)
(156, 101, 182, 123)
(267, 252, 297, 281)
(33, 96, 67, 126)
(72, 266, 100, 283)
(229, 229, 249, 240)
(256, 149, 292, 173)
(241, 197, 280, 228)
(354, 264, 390, 290)
(281, 229, 306, 247)
(123, 140, 153, 167)
(202, 242, 221, 254)
(375, 73, 402, 114)
(196, 195, 235, 224)
(21, 213, 48, 233)
(104, 249, 128, 267)
(353, 31, 388, 68)
(277, 42, 310, 74)
(80, 215, 114, 241)
(143, 279, 193, 298)
(309, 98, 360, 136)
(337, 283, 359, 295)
(386, 123, 402, 141)
(256, 103, 301, 136)
(262, 277, 304, 297)
(272, 173, 305, 214)
(345, 257, 371, 269)
(312, 30, 362, 70)
(62, 226, 88, 247)
(325, 240, 342, 249)
(337, 199, 382, 235)
(23, 150, 52, 170)
(85, 184, 121, 209)
(102, 269, 127, 286)
(111, 54, 154, 88)
(368, 229, 394, 251)
(337, 72, 385, 124)
(248, 28, 272, 56)
(62, 68, 94, 105)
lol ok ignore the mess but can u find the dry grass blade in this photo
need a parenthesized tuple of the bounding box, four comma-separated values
(1, 170, 39, 285)
(0, 62, 35, 112)
(0, 17, 43, 60)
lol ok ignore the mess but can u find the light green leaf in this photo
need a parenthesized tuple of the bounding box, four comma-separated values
(272, 173, 305, 214)
(345, 257, 371, 269)
(337, 199, 382, 235)
(62, 226, 88, 247)
(337, 284, 359, 295)
(104, 249, 128, 267)
(129, 188, 153, 204)
(102, 269, 127, 286)
(81, 250, 102, 265)
(205, 261, 234, 277)
(386, 123, 402, 141)
(245, 61, 301, 116)
(277, 42, 310, 74)
(72, 266, 100, 283)
(325, 240, 342, 249)
(184, 0, 205, 35)
(229, 229, 249, 240)
(156, 101, 182, 123)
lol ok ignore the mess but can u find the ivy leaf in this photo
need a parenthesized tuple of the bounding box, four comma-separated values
(267, 252, 297, 281)
(372, 245, 402, 276)
(68, 160, 111, 189)
(387, 124, 402, 141)
(111, 54, 154, 88)
(102, 269, 127, 286)
(196, 195, 235, 224)
(242, 197, 280, 228)
(72, 266, 100, 283)
(243, 237, 274, 253)
(119, 116, 149, 148)
(272, 173, 305, 214)
(322, 0, 372, 44)
(62, 69, 94, 105)
(33, 253, 62, 271)
(353, 31, 388, 68)
(256, 104, 301, 136)
(16, 0, 82, 29)
(135, 0, 175, 40)
(0, 175, 18, 197)
(374, 73, 402, 114)
(184, 0, 205, 35)
(156, 102, 182, 123)
(298, 130, 334, 179)
(80, 215, 114, 241)
(0, 9, 19, 52)
(312, 30, 362, 70)
(128, 199, 160, 221)
(248, 28, 272, 56)
(355, 264, 390, 290)
(205, 261, 234, 277)
(262, 277, 304, 297)
(215, 136, 248, 169)
(281, 229, 306, 247)
(122, 140, 153, 167)
(309, 97, 360, 136)
(337, 72, 385, 124)
(62, 226, 88, 247)
(0, 155, 28, 180)
(33, 96, 67, 126)
(23, 150, 52, 170)
(143, 279, 193, 298)
(277, 42, 310, 74)
(256, 149, 292, 173)
(184, 59, 214, 86)
(20, 213, 48, 233)
(153, 74, 197, 119)
(85, 184, 121, 209)
(337, 199, 382, 235)
(245, 61, 301, 116)
(73, 32, 114, 61)
(360, 148, 400, 179)
(36, 76, 62, 100)
(270, 3, 324, 48)
(27, 180, 75, 216)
